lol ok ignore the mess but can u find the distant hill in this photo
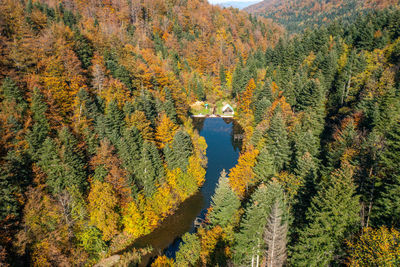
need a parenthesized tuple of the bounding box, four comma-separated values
(245, 0, 399, 32)
(217, 1, 261, 10)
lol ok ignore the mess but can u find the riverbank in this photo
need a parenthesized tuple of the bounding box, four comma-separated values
(191, 114, 234, 118)
(125, 118, 242, 266)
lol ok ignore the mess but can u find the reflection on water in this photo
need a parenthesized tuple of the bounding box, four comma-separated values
(135, 118, 242, 266)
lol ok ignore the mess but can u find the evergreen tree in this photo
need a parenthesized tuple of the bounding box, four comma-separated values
(176, 233, 201, 266)
(290, 164, 360, 266)
(0, 150, 31, 221)
(266, 110, 290, 171)
(134, 91, 157, 126)
(163, 87, 178, 123)
(73, 30, 94, 69)
(1, 77, 25, 104)
(165, 130, 193, 171)
(136, 142, 164, 197)
(27, 88, 50, 159)
(117, 127, 143, 182)
(254, 97, 271, 125)
(38, 128, 87, 194)
(372, 120, 400, 227)
(58, 127, 87, 192)
(104, 100, 125, 144)
(254, 146, 276, 183)
(296, 79, 323, 111)
(232, 59, 244, 98)
(208, 170, 241, 228)
(233, 182, 287, 266)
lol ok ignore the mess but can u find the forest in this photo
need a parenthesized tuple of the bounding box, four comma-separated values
(246, 0, 399, 32)
(1, 0, 400, 266)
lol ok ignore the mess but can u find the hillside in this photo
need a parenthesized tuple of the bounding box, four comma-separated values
(0, 0, 281, 265)
(245, 0, 399, 32)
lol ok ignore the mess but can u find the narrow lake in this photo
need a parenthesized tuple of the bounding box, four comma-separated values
(134, 118, 242, 266)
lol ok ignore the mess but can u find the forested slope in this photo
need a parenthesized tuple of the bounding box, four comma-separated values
(171, 8, 400, 267)
(0, 0, 281, 265)
(245, 0, 399, 32)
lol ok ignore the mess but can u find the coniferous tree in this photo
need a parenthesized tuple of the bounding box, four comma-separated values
(208, 170, 240, 228)
(233, 182, 287, 266)
(135, 91, 157, 126)
(38, 128, 86, 194)
(266, 110, 290, 171)
(372, 120, 400, 227)
(264, 199, 288, 267)
(176, 233, 201, 266)
(136, 142, 163, 197)
(163, 87, 178, 123)
(296, 79, 324, 112)
(57, 127, 87, 192)
(232, 58, 244, 98)
(290, 164, 360, 266)
(27, 88, 50, 159)
(117, 127, 143, 183)
(0, 150, 30, 221)
(254, 97, 271, 125)
(254, 146, 276, 182)
(104, 100, 125, 144)
(165, 130, 193, 171)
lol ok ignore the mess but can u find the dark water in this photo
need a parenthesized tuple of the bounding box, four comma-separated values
(134, 118, 241, 266)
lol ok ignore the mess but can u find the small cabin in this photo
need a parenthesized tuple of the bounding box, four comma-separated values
(222, 104, 234, 116)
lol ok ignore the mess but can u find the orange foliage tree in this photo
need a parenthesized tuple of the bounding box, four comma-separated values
(228, 146, 259, 198)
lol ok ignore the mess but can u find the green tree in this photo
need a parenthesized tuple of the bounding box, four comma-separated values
(372, 120, 400, 227)
(208, 170, 240, 228)
(233, 182, 287, 266)
(38, 128, 87, 194)
(27, 88, 50, 159)
(254, 146, 276, 183)
(104, 100, 125, 144)
(290, 163, 360, 266)
(136, 141, 164, 197)
(117, 127, 143, 186)
(165, 130, 193, 171)
(265, 110, 290, 171)
(176, 233, 201, 266)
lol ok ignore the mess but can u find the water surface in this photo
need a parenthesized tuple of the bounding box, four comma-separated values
(135, 118, 241, 265)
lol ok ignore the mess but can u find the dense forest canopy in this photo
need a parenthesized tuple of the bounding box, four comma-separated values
(1, 0, 400, 266)
(245, 0, 399, 32)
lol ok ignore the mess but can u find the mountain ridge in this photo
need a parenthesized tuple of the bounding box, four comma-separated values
(245, 0, 399, 32)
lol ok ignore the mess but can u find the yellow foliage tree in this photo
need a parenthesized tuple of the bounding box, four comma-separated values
(126, 110, 154, 141)
(155, 113, 178, 149)
(347, 226, 400, 266)
(122, 194, 159, 239)
(151, 255, 174, 267)
(237, 78, 256, 115)
(151, 183, 176, 218)
(273, 172, 304, 202)
(88, 180, 119, 241)
(198, 226, 224, 265)
(228, 146, 259, 198)
(187, 155, 206, 187)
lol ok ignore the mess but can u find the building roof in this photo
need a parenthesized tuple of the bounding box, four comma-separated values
(222, 104, 234, 113)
